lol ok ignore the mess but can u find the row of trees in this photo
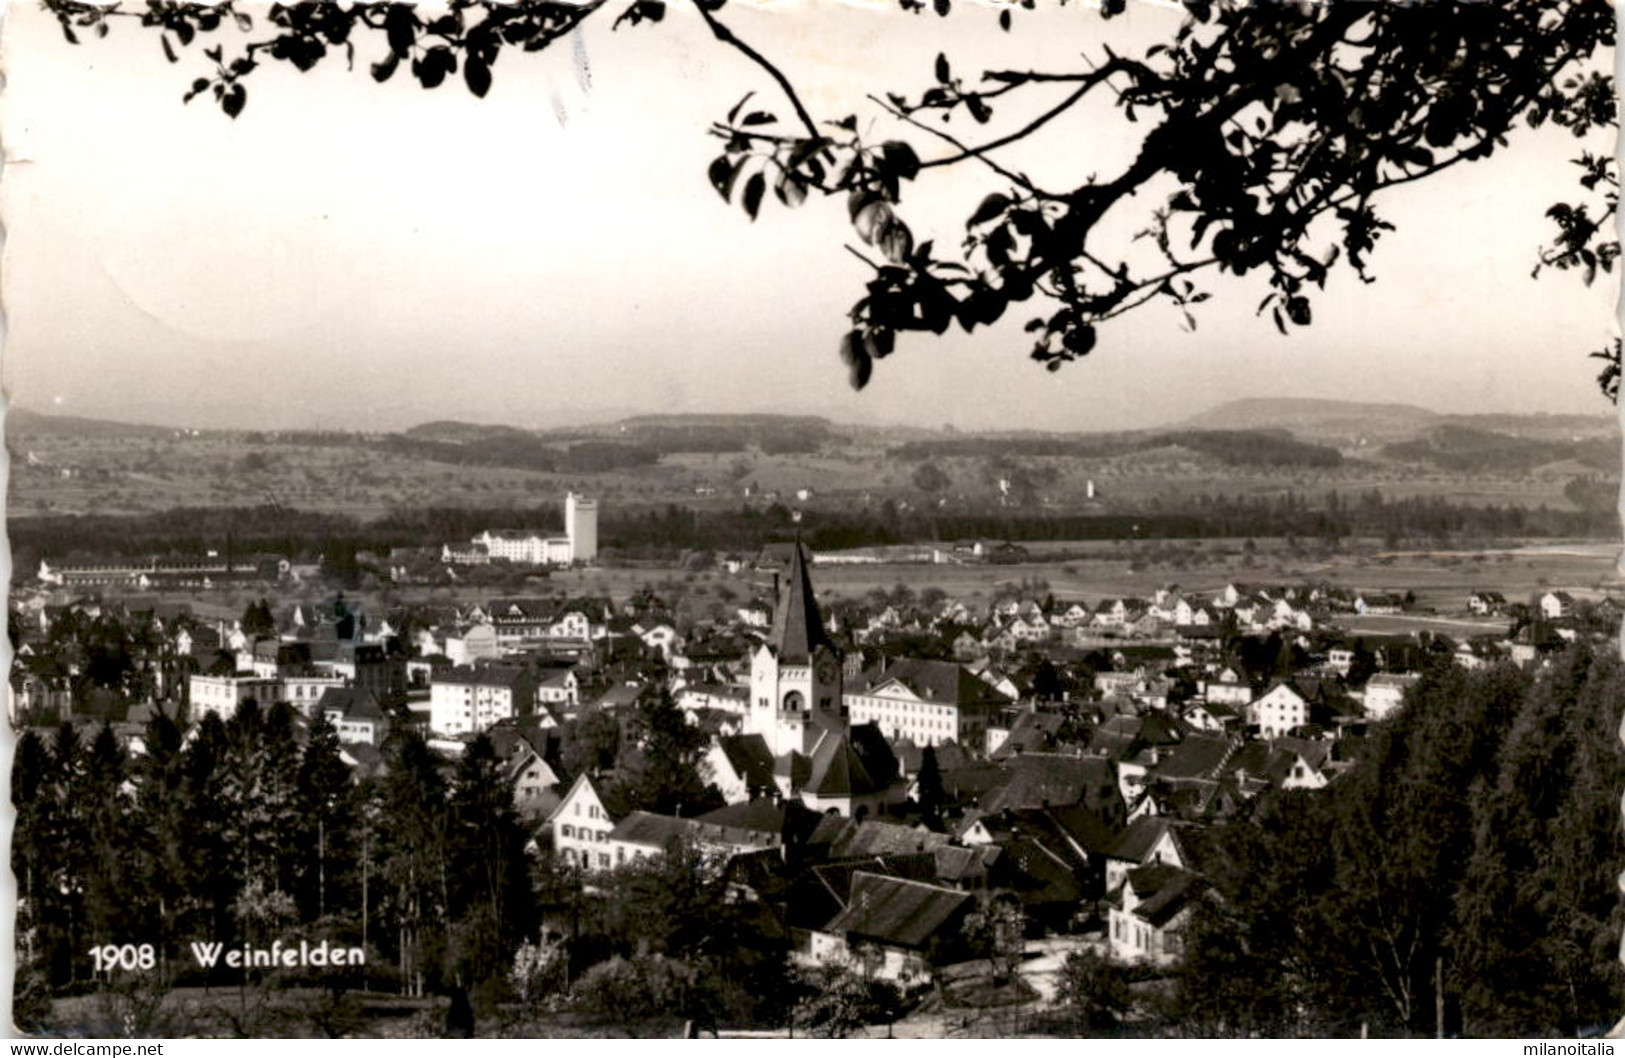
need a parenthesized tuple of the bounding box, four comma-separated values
(1174, 642, 1625, 1037)
(13, 475, 1617, 575)
(11, 704, 534, 1013)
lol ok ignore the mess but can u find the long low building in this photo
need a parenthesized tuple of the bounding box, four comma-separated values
(843, 657, 1011, 748)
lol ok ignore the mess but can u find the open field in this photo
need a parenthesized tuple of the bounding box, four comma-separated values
(36, 539, 1620, 623)
(1328, 614, 1513, 638)
(10, 409, 1613, 521)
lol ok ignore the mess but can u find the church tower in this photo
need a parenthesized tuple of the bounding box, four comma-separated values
(747, 539, 844, 758)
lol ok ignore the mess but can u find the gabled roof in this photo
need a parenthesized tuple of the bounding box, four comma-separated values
(1274, 736, 1334, 772)
(891, 738, 973, 775)
(714, 733, 777, 792)
(1150, 735, 1234, 782)
(994, 711, 1066, 759)
(435, 663, 532, 689)
(1125, 864, 1205, 927)
(1107, 815, 1176, 864)
(805, 731, 888, 798)
(316, 686, 386, 721)
(547, 772, 615, 824)
(853, 657, 1012, 709)
(980, 753, 1117, 815)
(696, 798, 822, 844)
(822, 871, 973, 949)
(766, 539, 831, 664)
(827, 819, 950, 859)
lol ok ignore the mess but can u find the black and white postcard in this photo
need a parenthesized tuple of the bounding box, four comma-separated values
(4, 0, 1622, 1040)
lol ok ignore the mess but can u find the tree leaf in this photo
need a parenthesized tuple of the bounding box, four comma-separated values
(727, 91, 756, 125)
(999, 8, 1011, 31)
(221, 83, 247, 119)
(161, 34, 177, 63)
(385, 6, 416, 55)
(371, 50, 400, 82)
(968, 193, 1011, 228)
(740, 111, 776, 127)
(879, 217, 914, 264)
(840, 331, 873, 390)
(934, 52, 950, 84)
(464, 56, 492, 98)
(708, 156, 737, 202)
(880, 141, 921, 182)
(774, 170, 808, 209)
(742, 171, 766, 220)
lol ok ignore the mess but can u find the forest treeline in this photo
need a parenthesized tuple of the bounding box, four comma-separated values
(7, 690, 787, 1033)
(1380, 425, 1621, 475)
(1175, 643, 1625, 1037)
(11, 486, 1617, 571)
(891, 429, 1344, 468)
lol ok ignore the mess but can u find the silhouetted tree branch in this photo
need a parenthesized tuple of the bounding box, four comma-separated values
(46, 0, 1618, 395)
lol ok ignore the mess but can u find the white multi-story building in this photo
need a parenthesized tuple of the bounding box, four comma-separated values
(844, 657, 1009, 748)
(428, 665, 537, 736)
(460, 493, 599, 567)
(188, 674, 283, 722)
(1247, 681, 1310, 738)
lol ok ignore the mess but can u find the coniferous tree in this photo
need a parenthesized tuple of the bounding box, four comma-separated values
(74, 725, 137, 975)
(295, 712, 357, 922)
(372, 729, 451, 997)
(446, 734, 532, 989)
(132, 710, 196, 961)
(182, 711, 238, 943)
(915, 745, 945, 830)
(610, 690, 717, 817)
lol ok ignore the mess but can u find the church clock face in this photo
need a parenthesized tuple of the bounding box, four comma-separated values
(815, 652, 840, 685)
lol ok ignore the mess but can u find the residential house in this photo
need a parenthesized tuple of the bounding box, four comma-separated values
(1247, 681, 1310, 738)
(317, 686, 388, 746)
(1108, 864, 1203, 967)
(1539, 591, 1576, 620)
(807, 872, 975, 982)
(188, 674, 282, 722)
(507, 747, 562, 820)
(1363, 672, 1421, 721)
(706, 733, 778, 804)
(548, 774, 619, 871)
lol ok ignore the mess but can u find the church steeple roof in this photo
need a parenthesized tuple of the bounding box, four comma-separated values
(767, 538, 831, 664)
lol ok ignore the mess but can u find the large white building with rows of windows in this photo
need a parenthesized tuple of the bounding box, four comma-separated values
(448, 492, 598, 566)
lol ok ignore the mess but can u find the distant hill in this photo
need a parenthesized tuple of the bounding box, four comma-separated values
(400, 420, 538, 444)
(1382, 423, 1621, 474)
(889, 428, 1343, 469)
(1179, 397, 1615, 446)
(6, 406, 179, 440)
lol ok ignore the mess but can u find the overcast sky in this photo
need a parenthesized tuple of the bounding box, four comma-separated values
(1, 0, 1618, 433)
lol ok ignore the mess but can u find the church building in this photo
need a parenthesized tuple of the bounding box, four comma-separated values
(746, 539, 846, 759)
(742, 540, 906, 818)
